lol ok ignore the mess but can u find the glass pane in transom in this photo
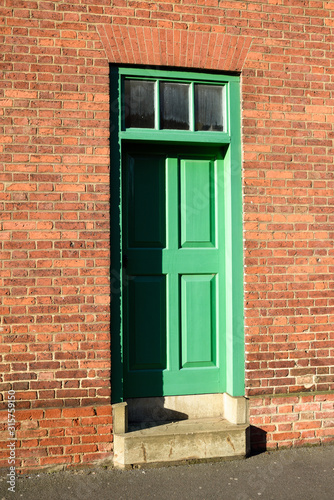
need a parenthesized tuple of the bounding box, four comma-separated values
(160, 82, 190, 130)
(124, 79, 155, 128)
(195, 84, 224, 131)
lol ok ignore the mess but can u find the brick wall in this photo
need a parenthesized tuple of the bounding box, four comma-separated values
(0, 406, 112, 470)
(250, 393, 334, 451)
(1, 0, 334, 470)
(0, 0, 112, 470)
(239, 0, 334, 449)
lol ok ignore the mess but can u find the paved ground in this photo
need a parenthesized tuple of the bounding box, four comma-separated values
(1, 445, 333, 500)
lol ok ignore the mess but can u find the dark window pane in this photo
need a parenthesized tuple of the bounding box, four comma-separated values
(124, 79, 155, 128)
(160, 82, 190, 130)
(195, 84, 224, 131)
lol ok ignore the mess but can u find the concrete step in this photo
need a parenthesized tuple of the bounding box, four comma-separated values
(113, 417, 249, 469)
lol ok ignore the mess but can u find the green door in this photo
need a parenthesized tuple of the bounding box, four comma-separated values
(123, 144, 226, 398)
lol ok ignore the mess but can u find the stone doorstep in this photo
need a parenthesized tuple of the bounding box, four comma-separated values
(113, 417, 249, 469)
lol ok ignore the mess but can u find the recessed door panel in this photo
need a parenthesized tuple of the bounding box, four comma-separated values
(181, 274, 217, 368)
(180, 158, 215, 248)
(127, 153, 165, 248)
(127, 276, 166, 370)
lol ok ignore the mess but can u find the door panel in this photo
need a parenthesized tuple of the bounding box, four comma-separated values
(180, 274, 217, 368)
(180, 158, 215, 248)
(127, 153, 165, 249)
(128, 276, 166, 370)
(123, 145, 225, 397)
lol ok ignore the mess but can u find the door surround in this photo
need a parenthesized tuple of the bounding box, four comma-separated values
(110, 66, 244, 403)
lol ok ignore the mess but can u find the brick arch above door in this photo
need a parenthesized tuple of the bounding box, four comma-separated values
(97, 24, 252, 72)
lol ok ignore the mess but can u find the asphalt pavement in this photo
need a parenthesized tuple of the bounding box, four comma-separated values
(1, 445, 333, 500)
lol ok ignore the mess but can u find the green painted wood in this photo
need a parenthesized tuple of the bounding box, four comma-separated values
(225, 80, 245, 396)
(181, 274, 216, 367)
(126, 152, 165, 248)
(113, 67, 244, 401)
(110, 66, 123, 403)
(123, 144, 225, 397)
(128, 276, 166, 370)
(180, 158, 215, 248)
(119, 129, 230, 144)
(118, 66, 239, 83)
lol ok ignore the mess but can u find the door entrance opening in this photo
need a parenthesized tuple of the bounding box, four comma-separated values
(110, 67, 244, 403)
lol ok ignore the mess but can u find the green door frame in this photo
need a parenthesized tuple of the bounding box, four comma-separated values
(110, 66, 244, 402)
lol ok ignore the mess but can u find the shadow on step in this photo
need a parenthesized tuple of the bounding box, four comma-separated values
(128, 399, 188, 426)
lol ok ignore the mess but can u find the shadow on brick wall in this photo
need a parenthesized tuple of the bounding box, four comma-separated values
(248, 425, 267, 455)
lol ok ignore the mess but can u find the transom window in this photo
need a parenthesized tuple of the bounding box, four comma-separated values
(113, 68, 238, 144)
(123, 78, 225, 132)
